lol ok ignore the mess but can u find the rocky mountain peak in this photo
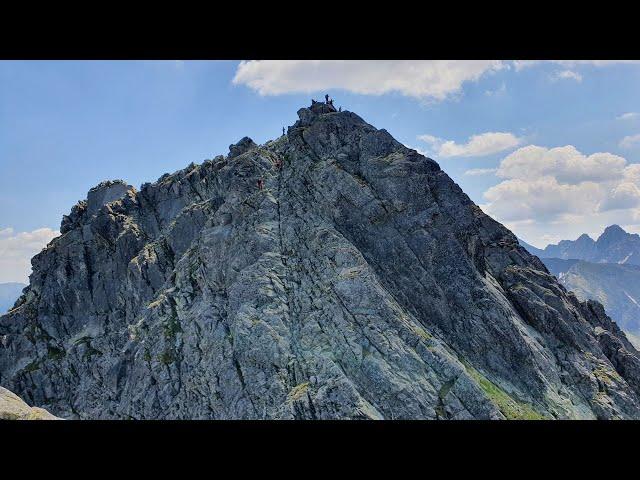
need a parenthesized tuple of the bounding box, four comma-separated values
(2, 101, 640, 420)
(599, 224, 627, 242)
(228, 136, 257, 159)
(531, 225, 640, 266)
(60, 179, 135, 234)
(577, 233, 594, 243)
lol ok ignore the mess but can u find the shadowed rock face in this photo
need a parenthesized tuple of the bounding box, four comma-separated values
(2, 103, 640, 419)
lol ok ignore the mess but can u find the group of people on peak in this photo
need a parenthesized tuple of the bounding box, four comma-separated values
(324, 94, 342, 111)
(281, 94, 342, 138)
(309, 94, 341, 111)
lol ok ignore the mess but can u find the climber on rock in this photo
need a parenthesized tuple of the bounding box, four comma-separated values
(257, 178, 264, 190)
(325, 94, 329, 104)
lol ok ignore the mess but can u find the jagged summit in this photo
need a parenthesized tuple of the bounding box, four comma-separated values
(531, 224, 640, 265)
(603, 224, 625, 234)
(228, 136, 257, 159)
(599, 224, 627, 243)
(2, 102, 640, 420)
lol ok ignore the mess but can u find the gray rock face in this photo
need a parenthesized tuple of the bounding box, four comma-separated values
(2, 103, 640, 419)
(535, 258, 640, 337)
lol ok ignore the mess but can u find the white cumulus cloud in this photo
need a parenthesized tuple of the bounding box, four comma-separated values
(599, 182, 640, 212)
(418, 132, 522, 158)
(232, 60, 505, 101)
(496, 145, 627, 184)
(481, 145, 640, 246)
(484, 176, 601, 222)
(0, 227, 59, 283)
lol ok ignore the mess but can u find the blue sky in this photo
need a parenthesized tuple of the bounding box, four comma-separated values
(1, 60, 640, 282)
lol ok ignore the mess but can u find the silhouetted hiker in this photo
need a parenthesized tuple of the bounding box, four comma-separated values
(282, 127, 285, 136)
(338, 106, 342, 112)
(325, 94, 329, 104)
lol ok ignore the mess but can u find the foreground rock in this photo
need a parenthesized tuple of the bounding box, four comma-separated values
(0, 386, 59, 420)
(1, 102, 640, 419)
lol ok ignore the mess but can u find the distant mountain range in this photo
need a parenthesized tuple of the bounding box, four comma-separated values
(542, 258, 640, 338)
(521, 225, 640, 265)
(519, 226, 640, 345)
(0, 283, 26, 313)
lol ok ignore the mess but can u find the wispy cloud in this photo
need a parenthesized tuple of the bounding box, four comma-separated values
(464, 168, 498, 176)
(418, 132, 522, 158)
(484, 82, 506, 97)
(620, 133, 640, 149)
(618, 112, 639, 121)
(551, 70, 582, 82)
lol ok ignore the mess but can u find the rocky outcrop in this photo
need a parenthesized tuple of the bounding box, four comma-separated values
(541, 258, 640, 336)
(0, 386, 59, 420)
(1, 102, 640, 419)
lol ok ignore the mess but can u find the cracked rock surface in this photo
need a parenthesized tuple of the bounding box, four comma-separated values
(2, 102, 640, 419)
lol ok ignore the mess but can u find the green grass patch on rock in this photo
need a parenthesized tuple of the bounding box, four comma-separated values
(465, 364, 547, 420)
(47, 346, 66, 361)
(288, 382, 310, 402)
(159, 349, 176, 365)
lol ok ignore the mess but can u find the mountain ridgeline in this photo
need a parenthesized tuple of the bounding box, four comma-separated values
(2, 102, 640, 419)
(521, 225, 640, 265)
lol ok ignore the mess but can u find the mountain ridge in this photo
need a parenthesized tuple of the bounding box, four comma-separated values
(521, 225, 640, 265)
(522, 257, 640, 337)
(1, 101, 640, 419)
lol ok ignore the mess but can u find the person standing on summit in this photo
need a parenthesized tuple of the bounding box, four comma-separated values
(325, 94, 329, 104)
